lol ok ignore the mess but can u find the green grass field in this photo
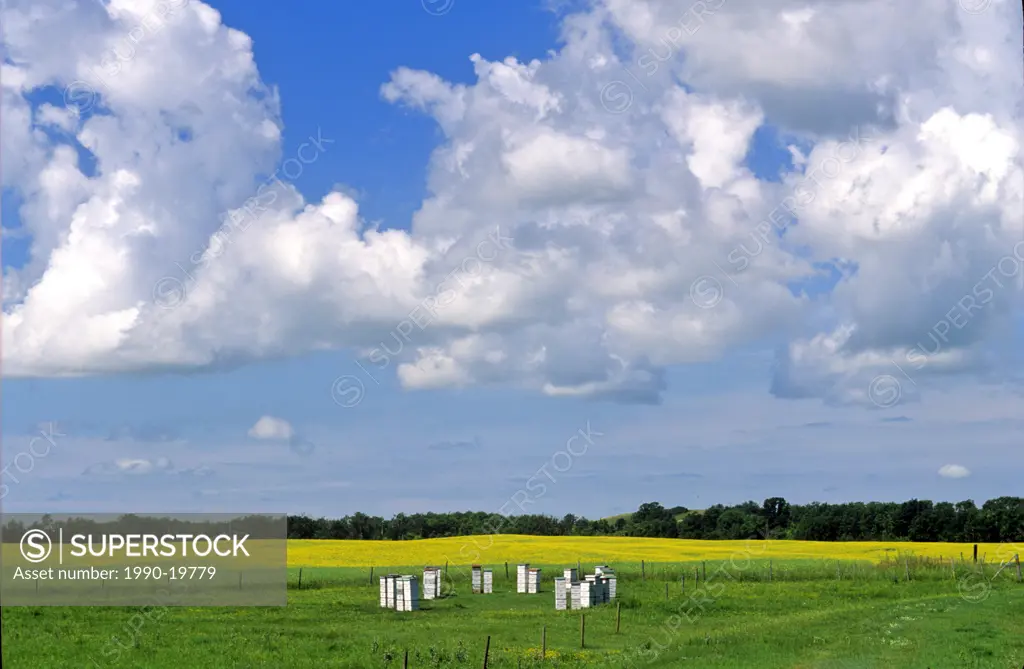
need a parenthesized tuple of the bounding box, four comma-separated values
(3, 558, 1022, 668)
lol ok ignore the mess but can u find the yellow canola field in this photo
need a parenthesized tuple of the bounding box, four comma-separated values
(287, 535, 1017, 567)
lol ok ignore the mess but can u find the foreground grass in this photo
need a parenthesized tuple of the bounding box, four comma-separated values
(3, 553, 1023, 668)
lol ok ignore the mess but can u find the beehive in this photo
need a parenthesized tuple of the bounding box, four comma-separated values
(578, 579, 597, 608)
(517, 564, 529, 593)
(607, 574, 617, 599)
(383, 574, 400, 609)
(471, 565, 483, 594)
(570, 582, 582, 609)
(423, 567, 442, 599)
(563, 568, 578, 581)
(598, 577, 610, 603)
(395, 577, 405, 610)
(483, 569, 493, 594)
(396, 575, 419, 611)
(554, 577, 567, 610)
(594, 565, 609, 575)
(379, 576, 389, 607)
(527, 568, 542, 594)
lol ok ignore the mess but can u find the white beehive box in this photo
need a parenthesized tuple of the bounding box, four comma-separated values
(433, 567, 443, 598)
(471, 565, 482, 593)
(594, 565, 609, 575)
(527, 568, 542, 593)
(563, 568, 578, 581)
(598, 577, 610, 603)
(379, 576, 389, 607)
(483, 569, 493, 594)
(607, 575, 617, 599)
(397, 575, 419, 611)
(395, 577, 406, 610)
(517, 564, 529, 593)
(570, 582, 582, 609)
(423, 568, 441, 600)
(554, 577, 567, 610)
(384, 574, 400, 609)
(578, 579, 597, 608)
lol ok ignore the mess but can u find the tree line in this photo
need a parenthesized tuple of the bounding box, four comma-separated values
(287, 497, 1023, 543)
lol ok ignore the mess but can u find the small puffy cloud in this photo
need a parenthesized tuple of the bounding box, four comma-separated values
(938, 464, 970, 479)
(83, 457, 174, 476)
(247, 416, 294, 441)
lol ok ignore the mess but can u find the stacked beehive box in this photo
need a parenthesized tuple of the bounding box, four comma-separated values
(379, 574, 400, 608)
(527, 568, 542, 593)
(598, 565, 618, 598)
(395, 576, 407, 611)
(483, 569, 493, 594)
(583, 573, 598, 607)
(554, 577, 568, 610)
(556, 565, 616, 610)
(517, 564, 529, 593)
(395, 575, 419, 611)
(471, 565, 483, 593)
(422, 567, 442, 599)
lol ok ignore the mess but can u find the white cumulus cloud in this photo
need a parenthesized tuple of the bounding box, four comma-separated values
(247, 416, 294, 441)
(1, 0, 1021, 407)
(938, 464, 971, 479)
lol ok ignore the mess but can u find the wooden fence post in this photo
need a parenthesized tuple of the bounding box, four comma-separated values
(681, 575, 685, 592)
(694, 566, 699, 585)
(369, 566, 374, 585)
(973, 545, 978, 563)
(616, 602, 621, 634)
(541, 625, 546, 660)
(580, 613, 586, 649)
(664, 583, 668, 600)
(505, 562, 509, 580)
(404, 649, 409, 669)
(298, 568, 303, 589)
(641, 560, 645, 581)
(482, 635, 490, 668)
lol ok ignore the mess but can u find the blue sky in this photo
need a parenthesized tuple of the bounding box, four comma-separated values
(1, 0, 1020, 517)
